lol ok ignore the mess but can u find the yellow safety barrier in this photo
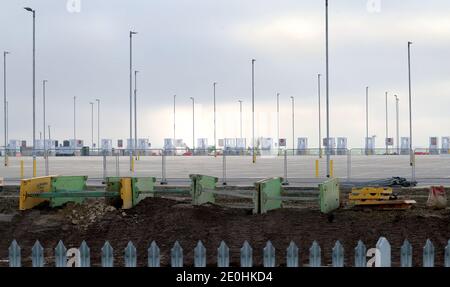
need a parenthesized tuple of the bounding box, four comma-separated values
(315, 160, 319, 178)
(131, 157, 135, 172)
(120, 177, 133, 209)
(33, 158, 37, 177)
(19, 176, 54, 210)
(20, 160, 24, 179)
(330, 160, 334, 178)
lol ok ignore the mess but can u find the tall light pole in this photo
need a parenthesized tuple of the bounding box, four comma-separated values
(238, 100, 243, 139)
(48, 125, 51, 142)
(251, 59, 256, 163)
(394, 95, 399, 155)
(190, 97, 195, 150)
(173, 95, 176, 142)
(290, 96, 295, 152)
(73, 96, 76, 144)
(385, 91, 389, 154)
(318, 74, 322, 158)
(6, 101, 8, 152)
(42, 80, 47, 157)
(24, 7, 36, 175)
(365, 86, 369, 155)
(90, 102, 94, 149)
(276, 93, 280, 150)
(96, 99, 100, 152)
(129, 30, 137, 171)
(134, 70, 139, 159)
(3, 51, 9, 166)
(213, 82, 217, 156)
(408, 41, 414, 178)
(325, 0, 331, 177)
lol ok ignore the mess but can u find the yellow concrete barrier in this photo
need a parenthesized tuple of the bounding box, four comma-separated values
(19, 176, 53, 210)
(20, 160, 24, 179)
(315, 160, 319, 178)
(33, 158, 37, 177)
(330, 160, 334, 178)
(120, 177, 133, 209)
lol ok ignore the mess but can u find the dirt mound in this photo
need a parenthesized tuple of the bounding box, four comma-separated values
(1, 196, 450, 267)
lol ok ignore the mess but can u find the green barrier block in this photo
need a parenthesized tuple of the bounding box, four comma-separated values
(105, 177, 122, 192)
(189, 174, 218, 205)
(131, 177, 156, 206)
(319, 178, 340, 214)
(254, 177, 283, 214)
(50, 176, 88, 207)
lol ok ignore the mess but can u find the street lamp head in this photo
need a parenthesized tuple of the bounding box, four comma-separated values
(408, 41, 413, 45)
(24, 7, 34, 12)
(96, 99, 100, 102)
(130, 31, 137, 35)
(252, 59, 256, 63)
(4, 51, 10, 55)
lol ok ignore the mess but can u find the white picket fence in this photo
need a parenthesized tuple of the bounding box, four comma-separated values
(6, 237, 450, 267)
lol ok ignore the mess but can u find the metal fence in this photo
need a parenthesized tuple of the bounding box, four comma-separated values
(5, 237, 450, 267)
(2, 148, 450, 182)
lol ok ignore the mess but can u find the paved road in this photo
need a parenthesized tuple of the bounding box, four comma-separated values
(1, 154, 450, 187)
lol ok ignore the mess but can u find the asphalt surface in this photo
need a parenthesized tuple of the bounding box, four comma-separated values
(1, 154, 450, 187)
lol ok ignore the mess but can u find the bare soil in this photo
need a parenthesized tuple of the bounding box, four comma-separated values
(0, 188, 449, 267)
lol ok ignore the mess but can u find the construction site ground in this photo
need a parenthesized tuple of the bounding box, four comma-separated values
(0, 185, 449, 267)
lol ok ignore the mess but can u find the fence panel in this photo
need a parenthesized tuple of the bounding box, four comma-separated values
(217, 241, 230, 267)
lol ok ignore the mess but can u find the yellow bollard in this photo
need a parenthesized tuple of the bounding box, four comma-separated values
(120, 177, 133, 209)
(315, 160, 319, 178)
(131, 156, 135, 172)
(330, 160, 334, 178)
(20, 160, 24, 179)
(33, 158, 37, 177)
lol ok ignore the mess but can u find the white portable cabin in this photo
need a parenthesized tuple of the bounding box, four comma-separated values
(259, 137, 274, 156)
(401, 137, 410, 155)
(196, 138, 208, 155)
(297, 138, 308, 155)
(323, 137, 336, 155)
(429, 137, 439, 154)
(365, 137, 375, 155)
(337, 137, 348, 155)
(442, 137, 450, 154)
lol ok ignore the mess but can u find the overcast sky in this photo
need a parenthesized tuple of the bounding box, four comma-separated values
(1, 0, 450, 149)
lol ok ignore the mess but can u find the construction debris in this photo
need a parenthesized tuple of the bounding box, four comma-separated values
(348, 187, 416, 210)
(342, 177, 418, 188)
(427, 186, 447, 209)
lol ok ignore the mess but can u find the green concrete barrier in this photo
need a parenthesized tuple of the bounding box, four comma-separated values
(189, 174, 218, 205)
(131, 177, 156, 206)
(50, 176, 88, 207)
(319, 178, 340, 214)
(253, 177, 283, 214)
